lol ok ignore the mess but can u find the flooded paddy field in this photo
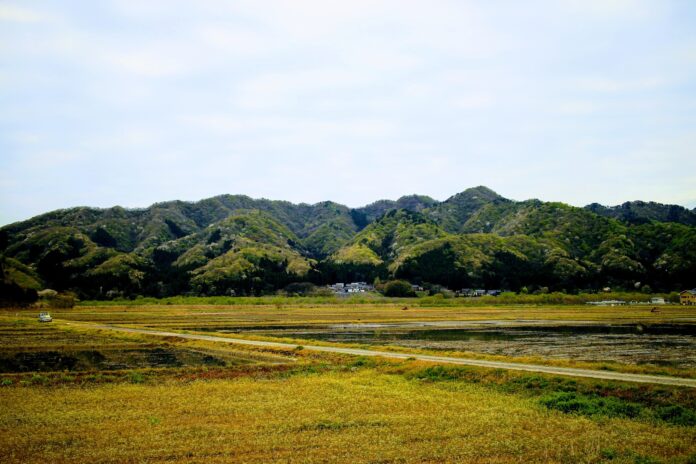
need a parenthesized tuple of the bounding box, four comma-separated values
(0, 320, 275, 374)
(0, 346, 234, 373)
(190, 321, 696, 368)
(4, 305, 696, 372)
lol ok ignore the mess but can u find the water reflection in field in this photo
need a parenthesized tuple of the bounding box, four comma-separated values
(208, 322, 696, 368)
(0, 347, 237, 373)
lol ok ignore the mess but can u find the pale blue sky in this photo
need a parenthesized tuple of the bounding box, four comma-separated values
(1, 0, 695, 225)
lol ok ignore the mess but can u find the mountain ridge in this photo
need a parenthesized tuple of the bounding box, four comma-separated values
(2, 186, 694, 299)
(5, 186, 695, 230)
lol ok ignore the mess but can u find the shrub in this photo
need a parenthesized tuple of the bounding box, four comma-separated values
(350, 357, 377, 368)
(654, 405, 696, 426)
(382, 280, 416, 297)
(47, 292, 76, 309)
(600, 448, 618, 460)
(28, 374, 50, 385)
(539, 392, 643, 419)
(128, 372, 145, 384)
(284, 282, 317, 296)
(410, 365, 463, 382)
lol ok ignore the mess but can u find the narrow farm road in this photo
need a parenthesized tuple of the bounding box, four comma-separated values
(67, 322, 696, 388)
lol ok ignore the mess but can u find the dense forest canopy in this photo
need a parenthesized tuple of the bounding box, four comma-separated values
(2, 186, 695, 299)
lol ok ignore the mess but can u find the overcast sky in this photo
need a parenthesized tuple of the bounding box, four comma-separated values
(1, 0, 695, 225)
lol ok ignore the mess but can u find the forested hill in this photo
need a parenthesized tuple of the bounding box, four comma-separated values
(585, 201, 696, 226)
(2, 186, 695, 300)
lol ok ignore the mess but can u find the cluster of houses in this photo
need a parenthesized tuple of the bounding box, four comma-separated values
(323, 283, 696, 303)
(457, 289, 502, 297)
(681, 289, 696, 305)
(326, 283, 504, 297)
(586, 300, 628, 306)
(588, 297, 668, 306)
(587, 292, 696, 306)
(328, 282, 374, 296)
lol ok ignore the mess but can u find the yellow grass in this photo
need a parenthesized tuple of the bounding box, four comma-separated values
(23, 303, 696, 327)
(2, 370, 695, 463)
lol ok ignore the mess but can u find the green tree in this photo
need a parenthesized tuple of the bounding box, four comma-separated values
(382, 280, 416, 297)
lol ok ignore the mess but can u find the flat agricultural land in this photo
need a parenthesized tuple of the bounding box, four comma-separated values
(50, 302, 696, 326)
(1, 303, 695, 463)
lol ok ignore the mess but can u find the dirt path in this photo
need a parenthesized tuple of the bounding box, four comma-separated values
(68, 322, 696, 388)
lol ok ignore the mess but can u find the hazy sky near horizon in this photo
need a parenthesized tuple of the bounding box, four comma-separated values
(1, 0, 696, 225)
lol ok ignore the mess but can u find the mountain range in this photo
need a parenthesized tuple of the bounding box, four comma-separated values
(2, 186, 695, 299)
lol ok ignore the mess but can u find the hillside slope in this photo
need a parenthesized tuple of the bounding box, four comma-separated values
(2, 187, 694, 297)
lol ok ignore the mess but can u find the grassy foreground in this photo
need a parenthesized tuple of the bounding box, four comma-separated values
(2, 368, 696, 464)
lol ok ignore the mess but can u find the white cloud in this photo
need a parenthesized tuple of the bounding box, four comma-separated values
(558, 0, 663, 20)
(103, 49, 190, 78)
(19, 150, 85, 169)
(233, 69, 378, 110)
(195, 25, 281, 57)
(571, 76, 669, 94)
(0, 4, 50, 23)
(557, 100, 601, 115)
(180, 114, 396, 140)
(454, 94, 496, 110)
(79, 129, 163, 152)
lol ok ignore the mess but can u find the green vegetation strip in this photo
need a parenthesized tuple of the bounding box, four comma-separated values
(77, 291, 683, 307)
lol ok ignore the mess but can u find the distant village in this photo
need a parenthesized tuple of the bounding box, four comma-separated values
(328, 282, 503, 298)
(587, 289, 696, 306)
(326, 282, 696, 306)
(327, 282, 375, 295)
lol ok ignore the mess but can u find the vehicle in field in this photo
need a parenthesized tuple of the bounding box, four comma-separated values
(38, 312, 53, 322)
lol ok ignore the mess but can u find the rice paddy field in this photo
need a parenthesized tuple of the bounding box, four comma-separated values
(1, 302, 695, 463)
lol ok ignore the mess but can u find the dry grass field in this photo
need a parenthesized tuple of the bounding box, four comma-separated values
(3, 369, 696, 463)
(43, 303, 696, 327)
(1, 304, 695, 463)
